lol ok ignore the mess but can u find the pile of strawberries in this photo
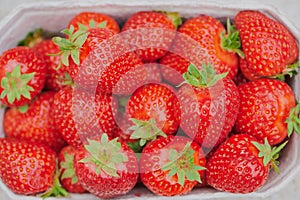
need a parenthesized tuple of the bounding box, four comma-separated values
(0, 9, 299, 199)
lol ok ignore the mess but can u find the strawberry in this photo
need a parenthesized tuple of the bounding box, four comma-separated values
(52, 86, 118, 148)
(234, 78, 298, 145)
(160, 16, 242, 86)
(0, 46, 46, 108)
(3, 91, 66, 152)
(126, 83, 180, 146)
(144, 62, 162, 83)
(74, 133, 138, 199)
(140, 135, 206, 196)
(122, 11, 181, 62)
(58, 145, 86, 193)
(234, 10, 299, 80)
(159, 53, 188, 85)
(206, 134, 287, 193)
(177, 63, 239, 148)
(68, 12, 120, 33)
(53, 25, 146, 95)
(0, 138, 67, 196)
(33, 39, 69, 91)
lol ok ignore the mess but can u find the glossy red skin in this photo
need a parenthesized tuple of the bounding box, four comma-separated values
(74, 141, 138, 199)
(235, 11, 299, 79)
(0, 139, 56, 195)
(238, 57, 259, 81)
(234, 78, 295, 145)
(0, 46, 46, 107)
(160, 15, 238, 86)
(58, 145, 86, 193)
(144, 62, 162, 83)
(4, 91, 66, 152)
(68, 28, 146, 95)
(68, 12, 120, 33)
(140, 135, 206, 196)
(122, 11, 176, 62)
(33, 40, 68, 91)
(126, 83, 180, 135)
(159, 53, 187, 86)
(52, 87, 118, 148)
(177, 77, 240, 148)
(206, 134, 269, 193)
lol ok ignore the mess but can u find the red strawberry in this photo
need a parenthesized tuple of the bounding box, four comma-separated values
(236, 57, 257, 83)
(140, 135, 206, 196)
(122, 11, 181, 62)
(0, 46, 46, 108)
(3, 91, 66, 152)
(144, 62, 162, 83)
(74, 133, 138, 199)
(33, 39, 69, 91)
(160, 16, 241, 86)
(58, 145, 86, 193)
(52, 86, 118, 148)
(235, 10, 299, 80)
(206, 134, 287, 193)
(234, 78, 298, 145)
(68, 12, 120, 33)
(126, 83, 180, 146)
(0, 138, 67, 196)
(177, 63, 239, 148)
(53, 26, 146, 95)
(159, 53, 188, 85)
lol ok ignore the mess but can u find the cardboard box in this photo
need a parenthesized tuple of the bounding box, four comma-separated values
(0, 0, 299, 199)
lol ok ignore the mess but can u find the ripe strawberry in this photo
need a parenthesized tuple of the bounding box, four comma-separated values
(206, 134, 287, 193)
(122, 11, 181, 62)
(52, 86, 118, 148)
(234, 78, 298, 145)
(235, 58, 255, 84)
(68, 12, 120, 33)
(58, 145, 86, 193)
(3, 91, 66, 152)
(53, 26, 146, 95)
(160, 16, 242, 86)
(144, 62, 162, 83)
(177, 63, 239, 148)
(140, 135, 206, 196)
(33, 39, 69, 91)
(126, 83, 180, 146)
(235, 10, 299, 80)
(0, 46, 46, 108)
(74, 133, 138, 199)
(0, 138, 67, 196)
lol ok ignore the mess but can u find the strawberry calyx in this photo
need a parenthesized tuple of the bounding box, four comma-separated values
(252, 138, 288, 174)
(60, 152, 79, 184)
(56, 72, 75, 87)
(79, 133, 128, 177)
(180, 63, 228, 88)
(220, 18, 245, 58)
(286, 102, 300, 137)
(0, 65, 35, 105)
(161, 142, 206, 186)
(18, 28, 62, 47)
(51, 25, 89, 69)
(269, 61, 299, 81)
(129, 118, 167, 147)
(127, 140, 144, 153)
(78, 20, 107, 31)
(41, 166, 69, 199)
(163, 11, 182, 29)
